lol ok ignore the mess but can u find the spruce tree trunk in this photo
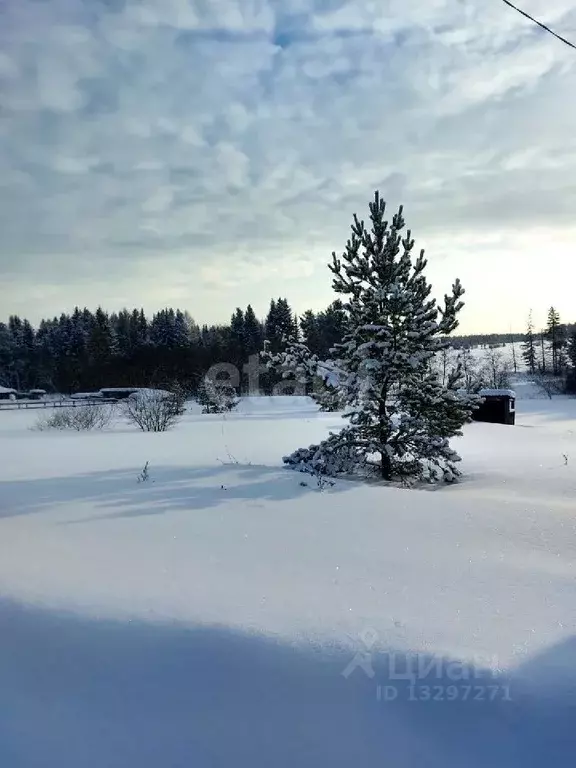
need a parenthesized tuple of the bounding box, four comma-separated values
(379, 395, 392, 480)
(380, 451, 392, 481)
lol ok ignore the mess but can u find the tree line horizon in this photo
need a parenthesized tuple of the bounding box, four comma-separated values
(0, 299, 573, 395)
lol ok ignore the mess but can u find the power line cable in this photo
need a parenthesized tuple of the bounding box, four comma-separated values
(501, 0, 576, 51)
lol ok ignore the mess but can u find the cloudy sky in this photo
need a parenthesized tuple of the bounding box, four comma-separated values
(1, 0, 575, 333)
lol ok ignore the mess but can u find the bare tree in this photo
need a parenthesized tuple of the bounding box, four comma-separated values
(457, 348, 483, 393)
(436, 346, 452, 388)
(480, 348, 511, 389)
(533, 369, 563, 400)
(509, 332, 518, 374)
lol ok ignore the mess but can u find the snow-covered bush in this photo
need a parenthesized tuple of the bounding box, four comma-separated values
(34, 404, 115, 431)
(123, 389, 183, 432)
(196, 377, 238, 414)
(283, 191, 477, 484)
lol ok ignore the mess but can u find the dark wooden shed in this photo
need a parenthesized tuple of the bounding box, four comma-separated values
(472, 389, 516, 425)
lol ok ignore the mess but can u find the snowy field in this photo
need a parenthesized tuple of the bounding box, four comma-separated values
(1, 395, 576, 766)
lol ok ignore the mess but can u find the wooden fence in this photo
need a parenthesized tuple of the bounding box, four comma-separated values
(0, 398, 116, 411)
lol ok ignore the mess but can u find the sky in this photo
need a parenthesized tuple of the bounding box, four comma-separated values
(1, 0, 575, 334)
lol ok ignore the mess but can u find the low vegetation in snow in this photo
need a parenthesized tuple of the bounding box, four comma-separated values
(122, 389, 185, 432)
(33, 404, 115, 432)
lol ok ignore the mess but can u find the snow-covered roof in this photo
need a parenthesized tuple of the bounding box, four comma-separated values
(479, 388, 516, 398)
(70, 392, 103, 399)
(0, 386, 17, 394)
(128, 388, 172, 400)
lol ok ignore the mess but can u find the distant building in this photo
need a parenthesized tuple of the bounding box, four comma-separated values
(0, 386, 17, 401)
(473, 389, 516, 426)
(99, 387, 140, 400)
(70, 392, 103, 400)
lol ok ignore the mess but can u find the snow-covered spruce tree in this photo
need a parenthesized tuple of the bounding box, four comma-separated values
(261, 339, 316, 391)
(565, 329, 576, 394)
(196, 376, 238, 414)
(522, 310, 537, 375)
(546, 306, 567, 377)
(284, 191, 477, 483)
(313, 366, 346, 412)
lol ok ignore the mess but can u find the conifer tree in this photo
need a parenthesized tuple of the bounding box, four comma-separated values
(115, 309, 132, 360)
(196, 376, 238, 413)
(546, 306, 566, 376)
(265, 298, 297, 353)
(300, 311, 322, 356)
(284, 191, 477, 483)
(243, 304, 263, 357)
(264, 300, 278, 351)
(87, 308, 117, 388)
(522, 310, 537, 374)
(261, 339, 344, 411)
(130, 309, 149, 350)
(0, 322, 15, 387)
(229, 308, 246, 370)
(318, 300, 347, 357)
(174, 310, 193, 348)
(566, 329, 576, 393)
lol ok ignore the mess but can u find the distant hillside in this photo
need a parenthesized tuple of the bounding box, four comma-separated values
(451, 333, 524, 349)
(453, 323, 576, 350)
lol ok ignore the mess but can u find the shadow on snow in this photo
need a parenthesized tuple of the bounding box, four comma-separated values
(0, 598, 574, 768)
(0, 464, 350, 521)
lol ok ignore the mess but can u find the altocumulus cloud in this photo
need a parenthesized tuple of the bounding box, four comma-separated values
(1, 0, 575, 331)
